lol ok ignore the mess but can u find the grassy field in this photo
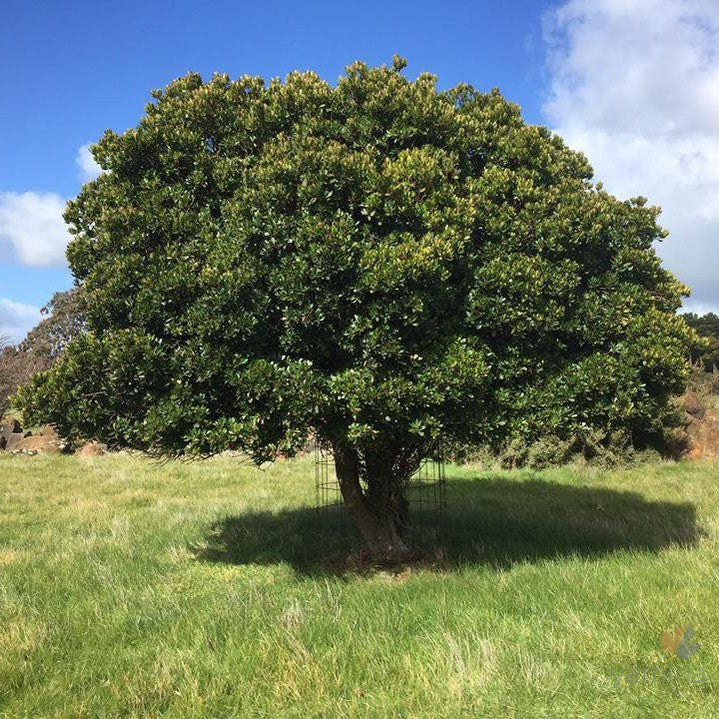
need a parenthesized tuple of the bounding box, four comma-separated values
(1, 453, 718, 718)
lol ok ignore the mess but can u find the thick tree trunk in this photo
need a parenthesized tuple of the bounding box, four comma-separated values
(333, 445, 412, 561)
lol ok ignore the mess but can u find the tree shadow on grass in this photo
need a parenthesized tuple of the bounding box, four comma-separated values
(192, 473, 701, 576)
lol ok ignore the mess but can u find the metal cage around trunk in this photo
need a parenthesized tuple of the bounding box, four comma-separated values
(314, 443, 447, 539)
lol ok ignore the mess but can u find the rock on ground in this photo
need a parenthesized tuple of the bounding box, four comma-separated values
(12, 434, 62, 454)
(76, 441, 107, 457)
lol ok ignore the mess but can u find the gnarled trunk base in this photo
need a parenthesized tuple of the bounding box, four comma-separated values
(334, 445, 412, 561)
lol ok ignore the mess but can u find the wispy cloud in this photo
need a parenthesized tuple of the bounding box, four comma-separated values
(0, 191, 70, 266)
(543, 0, 719, 312)
(0, 297, 41, 344)
(76, 143, 102, 183)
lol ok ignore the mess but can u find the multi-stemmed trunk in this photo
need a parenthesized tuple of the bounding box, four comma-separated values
(333, 444, 413, 561)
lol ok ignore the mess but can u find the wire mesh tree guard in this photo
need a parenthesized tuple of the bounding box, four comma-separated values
(314, 443, 447, 539)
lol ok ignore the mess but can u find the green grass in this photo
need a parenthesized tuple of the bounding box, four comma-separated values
(1, 453, 718, 718)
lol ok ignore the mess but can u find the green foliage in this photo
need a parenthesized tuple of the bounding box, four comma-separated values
(684, 312, 719, 372)
(17, 60, 693, 464)
(684, 311, 719, 338)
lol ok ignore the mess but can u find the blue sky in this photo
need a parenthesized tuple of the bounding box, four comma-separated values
(2, 0, 718, 340)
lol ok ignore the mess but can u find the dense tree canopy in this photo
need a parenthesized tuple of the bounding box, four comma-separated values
(17, 58, 693, 556)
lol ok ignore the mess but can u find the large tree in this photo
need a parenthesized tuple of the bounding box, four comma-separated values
(18, 59, 693, 558)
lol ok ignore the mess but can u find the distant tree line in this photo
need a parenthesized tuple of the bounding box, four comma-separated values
(0, 287, 84, 417)
(684, 312, 719, 373)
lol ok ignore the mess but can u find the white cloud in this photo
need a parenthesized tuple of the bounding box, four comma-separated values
(0, 143, 99, 267)
(0, 191, 70, 266)
(543, 0, 719, 313)
(0, 297, 41, 344)
(76, 143, 102, 183)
